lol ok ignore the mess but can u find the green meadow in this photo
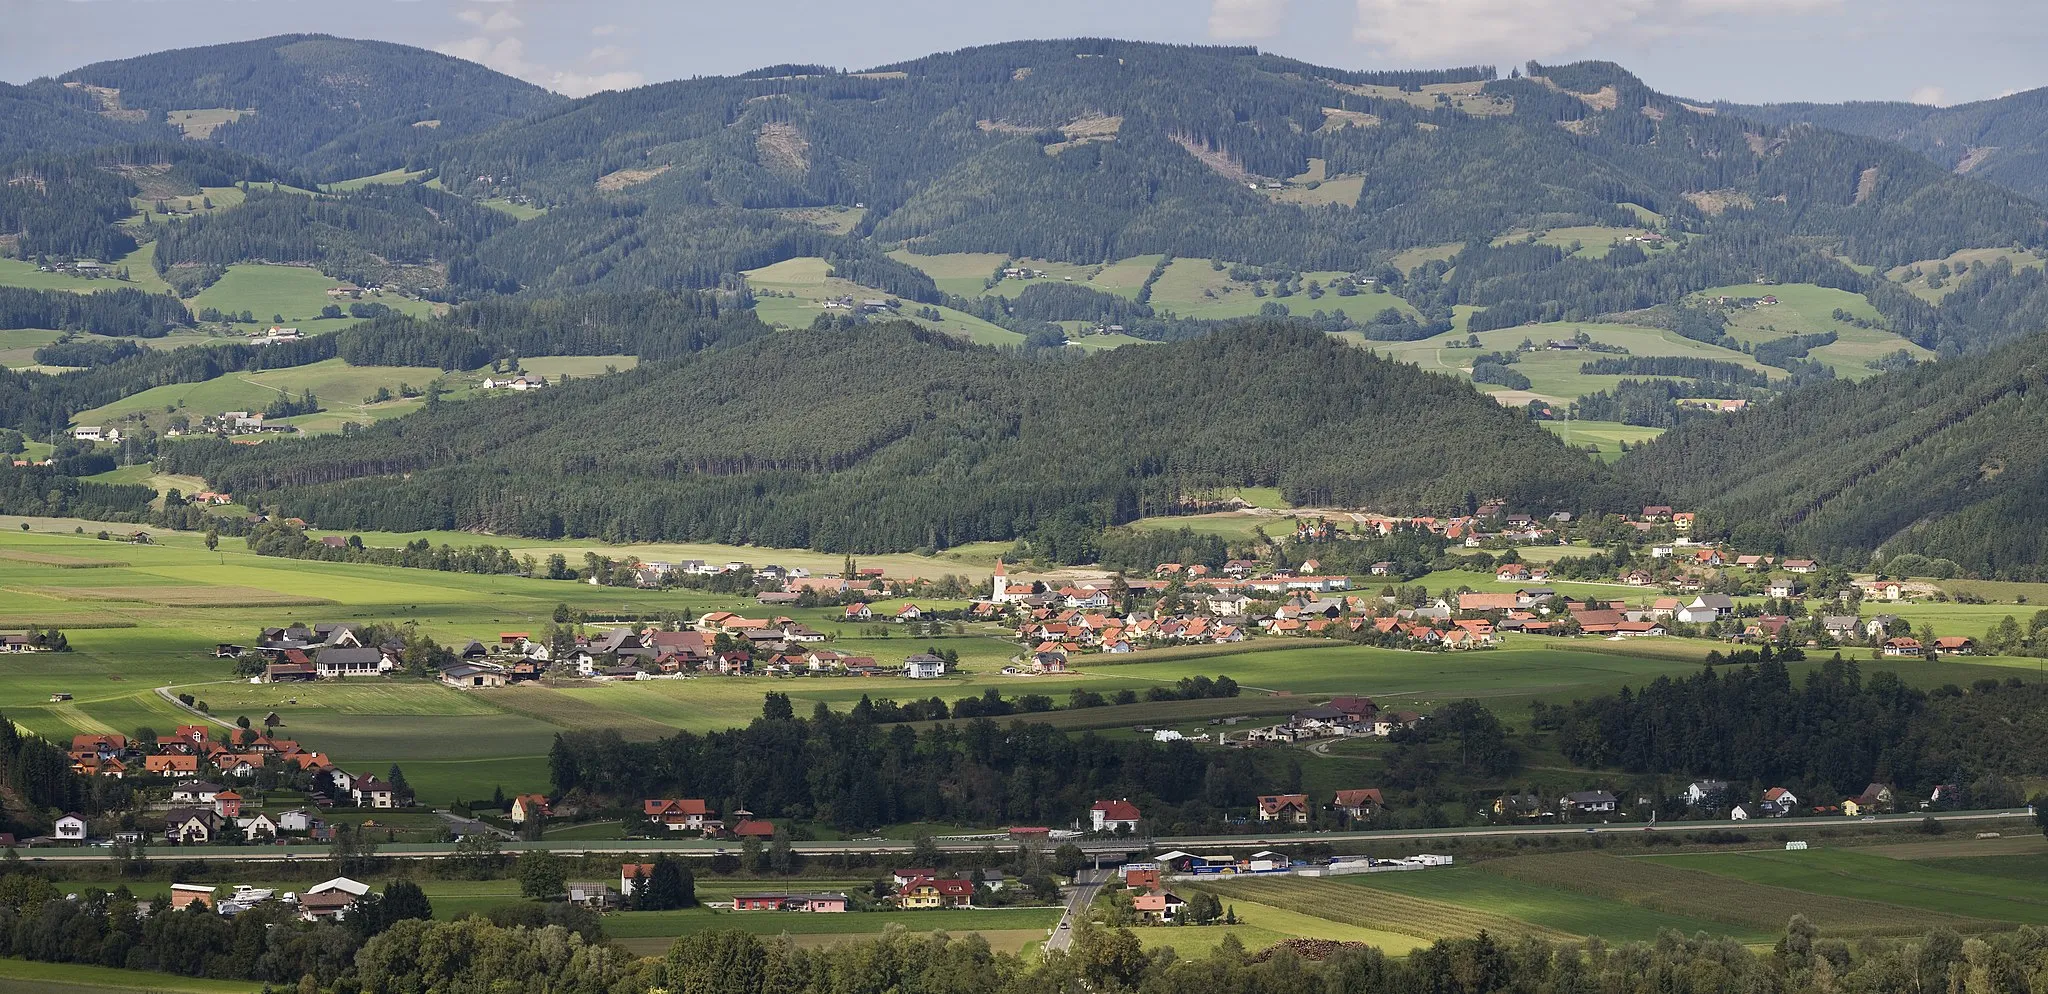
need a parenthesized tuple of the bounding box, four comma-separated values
(1695, 282, 1930, 379)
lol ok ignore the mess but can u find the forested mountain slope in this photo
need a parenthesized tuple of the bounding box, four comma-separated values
(162, 323, 1631, 551)
(0, 82, 179, 165)
(53, 35, 563, 181)
(394, 42, 2048, 355)
(1722, 86, 2048, 205)
(1619, 329, 2048, 579)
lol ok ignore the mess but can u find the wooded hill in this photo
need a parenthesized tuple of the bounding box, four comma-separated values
(48, 34, 564, 182)
(1722, 84, 2048, 205)
(162, 323, 1631, 551)
(1621, 328, 2048, 579)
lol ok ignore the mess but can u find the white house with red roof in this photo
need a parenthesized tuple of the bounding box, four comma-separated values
(1090, 798, 1141, 833)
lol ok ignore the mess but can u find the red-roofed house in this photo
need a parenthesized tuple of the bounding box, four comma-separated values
(1331, 788, 1383, 821)
(1258, 793, 1311, 824)
(644, 798, 715, 831)
(1090, 798, 1141, 833)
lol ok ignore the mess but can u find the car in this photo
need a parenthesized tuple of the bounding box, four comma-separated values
(1058, 921, 1071, 929)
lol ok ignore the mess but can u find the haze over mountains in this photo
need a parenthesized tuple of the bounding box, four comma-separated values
(7, 34, 2048, 576)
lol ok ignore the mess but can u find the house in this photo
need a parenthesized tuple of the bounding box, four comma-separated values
(1729, 804, 1758, 820)
(165, 808, 222, 844)
(1677, 594, 1734, 624)
(169, 780, 223, 804)
(1865, 614, 1902, 638)
(730, 818, 775, 839)
(1257, 793, 1311, 824)
(1767, 580, 1802, 599)
(214, 789, 243, 818)
(1820, 616, 1861, 639)
(895, 604, 924, 622)
(352, 777, 397, 809)
(898, 876, 975, 909)
(1560, 790, 1618, 815)
(843, 603, 873, 622)
(1683, 780, 1730, 809)
(54, 813, 87, 842)
(277, 809, 313, 834)
(510, 794, 550, 825)
(314, 646, 393, 679)
(1883, 637, 1923, 657)
(1090, 798, 1142, 833)
(904, 653, 947, 680)
(238, 812, 279, 842)
(1132, 890, 1186, 922)
(1761, 787, 1799, 816)
(1330, 788, 1383, 821)
(620, 863, 656, 897)
(1783, 559, 1817, 574)
(439, 662, 507, 689)
(1933, 636, 1977, 656)
(732, 892, 849, 912)
(1458, 593, 1519, 613)
(644, 798, 715, 832)
(1123, 863, 1162, 890)
(1849, 783, 1894, 814)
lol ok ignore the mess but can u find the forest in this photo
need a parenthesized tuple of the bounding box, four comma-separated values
(1620, 327, 2048, 577)
(1532, 656, 2047, 802)
(161, 323, 1633, 550)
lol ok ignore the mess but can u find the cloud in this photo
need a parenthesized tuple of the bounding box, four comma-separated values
(1909, 85, 1947, 106)
(437, 2, 642, 97)
(1352, 0, 1842, 64)
(1209, 0, 1291, 40)
(590, 24, 619, 36)
(456, 6, 523, 32)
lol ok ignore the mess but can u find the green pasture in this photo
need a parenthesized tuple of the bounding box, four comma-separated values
(1884, 247, 2045, 303)
(1340, 864, 1764, 942)
(326, 168, 431, 192)
(188, 265, 438, 329)
(0, 958, 258, 994)
(746, 257, 1021, 345)
(1543, 419, 1664, 457)
(1490, 225, 1671, 260)
(69, 357, 454, 431)
(1643, 848, 2048, 924)
(1693, 282, 1929, 379)
(1357, 320, 1777, 405)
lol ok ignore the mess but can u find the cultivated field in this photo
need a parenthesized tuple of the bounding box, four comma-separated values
(187, 265, 439, 330)
(1361, 321, 1778, 405)
(745, 256, 1022, 345)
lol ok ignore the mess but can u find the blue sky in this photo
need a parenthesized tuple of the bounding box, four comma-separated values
(6, 0, 2045, 106)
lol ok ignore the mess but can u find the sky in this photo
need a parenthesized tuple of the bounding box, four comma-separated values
(5, 0, 2047, 107)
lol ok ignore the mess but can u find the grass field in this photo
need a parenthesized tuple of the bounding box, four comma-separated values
(69, 357, 453, 433)
(1642, 848, 2048, 925)
(1135, 897, 1428, 956)
(188, 265, 439, 331)
(1146, 258, 1423, 323)
(1543, 419, 1664, 457)
(1481, 850, 1988, 936)
(746, 257, 1022, 345)
(1360, 320, 1779, 405)
(1341, 863, 1761, 941)
(1884, 247, 2045, 303)
(1692, 283, 1931, 379)
(326, 168, 431, 192)
(1490, 225, 1672, 260)
(0, 958, 258, 994)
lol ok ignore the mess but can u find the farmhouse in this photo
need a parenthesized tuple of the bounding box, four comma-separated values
(904, 652, 947, 679)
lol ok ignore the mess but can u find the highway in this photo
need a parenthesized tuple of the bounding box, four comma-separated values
(18, 809, 2032, 863)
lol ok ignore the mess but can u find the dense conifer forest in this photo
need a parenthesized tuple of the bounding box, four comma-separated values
(162, 323, 1628, 549)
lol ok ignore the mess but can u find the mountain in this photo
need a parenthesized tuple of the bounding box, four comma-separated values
(1721, 87, 2048, 205)
(390, 43, 2048, 356)
(161, 323, 1631, 552)
(1619, 330, 2048, 580)
(51, 34, 564, 181)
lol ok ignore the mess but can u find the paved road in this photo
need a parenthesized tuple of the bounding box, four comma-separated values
(436, 810, 513, 840)
(1045, 867, 1108, 955)
(20, 810, 2031, 863)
